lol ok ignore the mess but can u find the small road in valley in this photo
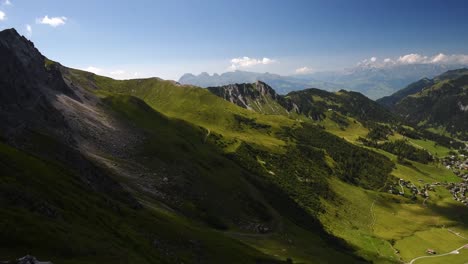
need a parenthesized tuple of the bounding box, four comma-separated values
(407, 229, 468, 264)
(408, 244, 468, 264)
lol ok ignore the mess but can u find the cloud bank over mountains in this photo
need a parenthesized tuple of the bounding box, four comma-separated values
(357, 53, 468, 68)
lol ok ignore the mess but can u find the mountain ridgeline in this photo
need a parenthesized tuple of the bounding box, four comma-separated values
(180, 71, 341, 95)
(207, 81, 396, 124)
(378, 68, 468, 140)
(1, 28, 468, 264)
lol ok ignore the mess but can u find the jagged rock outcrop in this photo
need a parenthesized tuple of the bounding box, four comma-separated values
(208, 81, 292, 114)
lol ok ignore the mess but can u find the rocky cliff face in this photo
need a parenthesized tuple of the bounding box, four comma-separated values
(207, 81, 293, 114)
(0, 28, 74, 144)
(208, 81, 275, 108)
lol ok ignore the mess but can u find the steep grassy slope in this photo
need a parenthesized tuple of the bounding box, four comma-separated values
(285, 89, 396, 123)
(0, 140, 281, 264)
(377, 78, 434, 108)
(68, 70, 295, 151)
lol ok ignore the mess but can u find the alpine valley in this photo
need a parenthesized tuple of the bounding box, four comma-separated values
(1, 27, 468, 264)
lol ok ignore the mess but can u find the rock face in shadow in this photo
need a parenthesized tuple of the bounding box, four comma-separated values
(0, 28, 141, 209)
(0, 28, 74, 144)
(16, 255, 53, 264)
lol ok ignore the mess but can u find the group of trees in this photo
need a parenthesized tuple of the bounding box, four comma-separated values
(359, 125, 434, 164)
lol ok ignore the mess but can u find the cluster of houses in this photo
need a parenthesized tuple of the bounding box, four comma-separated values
(443, 152, 468, 205)
(442, 154, 468, 172)
(386, 148, 468, 206)
(387, 179, 430, 200)
(447, 182, 468, 205)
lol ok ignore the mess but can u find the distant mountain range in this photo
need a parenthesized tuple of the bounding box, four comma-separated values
(180, 63, 468, 99)
(179, 71, 341, 95)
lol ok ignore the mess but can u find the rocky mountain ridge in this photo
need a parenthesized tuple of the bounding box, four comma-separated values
(207, 80, 395, 124)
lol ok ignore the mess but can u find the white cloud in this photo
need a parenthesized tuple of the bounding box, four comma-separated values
(428, 53, 468, 64)
(36, 15, 67, 27)
(397, 53, 428, 64)
(3, 0, 11, 5)
(26, 24, 32, 37)
(357, 57, 379, 67)
(0, 10, 6, 21)
(229, 56, 276, 70)
(396, 53, 468, 65)
(295, 66, 314, 74)
(357, 53, 468, 68)
(110, 70, 125, 76)
(431, 53, 446, 63)
(84, 66, 102, 74)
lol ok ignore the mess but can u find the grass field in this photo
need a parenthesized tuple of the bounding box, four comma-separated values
(407, 138, 453, 158)
(319, 137, 467, 264)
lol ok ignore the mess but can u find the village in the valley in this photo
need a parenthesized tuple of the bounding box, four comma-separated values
(443, 152, 468, 205)
(387, 147, 468, 206)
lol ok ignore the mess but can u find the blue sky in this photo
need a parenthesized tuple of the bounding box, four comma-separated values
(1, 0, 467, 80)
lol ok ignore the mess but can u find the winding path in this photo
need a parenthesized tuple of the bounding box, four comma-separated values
(204, 128, 211, 143)
(367, 200, 381, 255)
(369, 200, 377, 231)
(407, 229, 468, 264)
(448, 229, 468, 240)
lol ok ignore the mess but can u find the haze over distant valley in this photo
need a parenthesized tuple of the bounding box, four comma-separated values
(180, 57, 468, 99)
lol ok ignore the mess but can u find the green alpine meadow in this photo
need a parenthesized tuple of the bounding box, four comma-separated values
(1, 1, 468, 263)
